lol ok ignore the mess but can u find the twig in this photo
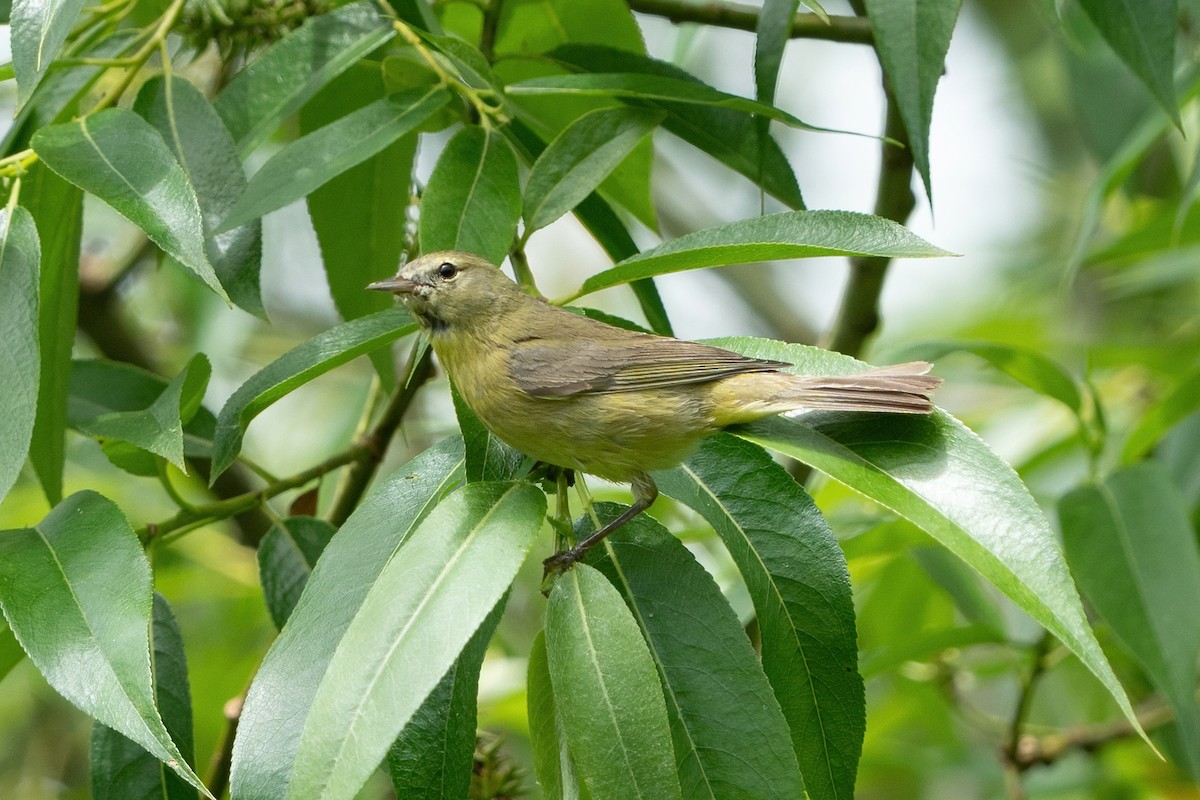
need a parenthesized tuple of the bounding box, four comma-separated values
(1008, 703, 1175, 771)
(626, 0, 873, 44)
(205, 692, 245, 798)
(1002, 633, 1051, 799)
(821, 84, 915, 357)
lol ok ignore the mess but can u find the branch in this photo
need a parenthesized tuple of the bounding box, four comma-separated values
(821, 85, 915, 357)
(626, 0, 873, 44)
(205, 692, 244, 798)
(1008, 703, 1175, 772)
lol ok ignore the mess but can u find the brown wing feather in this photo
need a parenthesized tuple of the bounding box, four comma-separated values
(508, 330, 789, 398)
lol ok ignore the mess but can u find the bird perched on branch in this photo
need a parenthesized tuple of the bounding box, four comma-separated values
(370, 250, 940, 573)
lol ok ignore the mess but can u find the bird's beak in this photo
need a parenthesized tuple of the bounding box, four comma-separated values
(367, 276, 418, 295)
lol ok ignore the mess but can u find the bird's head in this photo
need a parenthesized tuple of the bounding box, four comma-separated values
(368, 250, 521, 332)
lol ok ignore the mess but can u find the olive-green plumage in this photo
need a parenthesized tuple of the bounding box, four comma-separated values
(370, 250, 940, 568)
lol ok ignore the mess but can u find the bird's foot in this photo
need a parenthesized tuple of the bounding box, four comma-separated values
(541, 546, 583, 593)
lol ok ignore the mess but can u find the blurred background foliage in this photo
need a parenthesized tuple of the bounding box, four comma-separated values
(1, 0, 1199, 798)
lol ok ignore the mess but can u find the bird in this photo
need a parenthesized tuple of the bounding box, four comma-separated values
(369, 250, 940, 572)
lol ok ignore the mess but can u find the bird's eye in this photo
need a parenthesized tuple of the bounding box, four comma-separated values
(438, 262, 459, 280)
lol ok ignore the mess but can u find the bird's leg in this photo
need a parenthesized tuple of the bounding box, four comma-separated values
(551, 467, 574, 550)
(543, 473, 658, 577)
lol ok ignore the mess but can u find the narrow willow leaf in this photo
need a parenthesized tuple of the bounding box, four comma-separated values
(285, 482, 544, 800)
(1122, 365, 1200, 463)
(547, 45, 803, 208)
(568, 210, 951, 300)
(1060, 464, 1200, 779)
(218, 87, 450, 233)
(420, 126, 522, 266)
(0, 206, 41, 504)
(215, 1, 395, 155)
(755, 0, 800, 107)
(529, 631, 580, 800)
(230, 439, 465, 800)
(717, 337, 1144, 740)
(862, 0, 963, 199)
(135, 76, 264, 317)
(258, 517, 337, 630)
(209, 306, 416, 480)
(583, 508, 807, 800)
(0, 492, 212, 796)
(31, 109, 227, 300)
(1078, 0, 1180, 125)
(92, 594, 198, 800)
(889, 340, 1082, 412)
(10, 0, 88, 105)
(655, 434, 861, 800)
(452, 385, 527, 482)
(74, 354, 211, 472)
(524, 107, 662, 234)
(386, 597, 506, 799)
(546, 563, 682, 800)
(25, 163, 81, 504)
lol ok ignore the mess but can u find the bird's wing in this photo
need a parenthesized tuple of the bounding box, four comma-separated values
(508, 333, 790, 397)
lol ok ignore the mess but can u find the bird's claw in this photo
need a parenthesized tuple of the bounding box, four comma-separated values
(540, 547, 582, 593)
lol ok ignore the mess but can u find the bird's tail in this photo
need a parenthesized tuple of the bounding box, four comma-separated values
(784, 361, 941, 414)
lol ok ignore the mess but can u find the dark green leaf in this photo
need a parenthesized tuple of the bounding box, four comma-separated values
(25, 163, 81, 505)
(582, 507, 807, 800)
(74, 354, 210, 472)
(219, 87, 450, 232)
(215, 1, 395, 155)
(655, 434, 861, 800)
(284, 482, 544, 800)
(1078, 0, 1180, 124)
(527, 631, 589, 800)
(386, 596, 506, 799)
(209, 306, 417, 480)
(1060, 464, 1200, 778)
(545, 563, 683, 800)
(230, 439, 465, 799)
(10, 0, 88, 105)
(258, 517, 337, 630)
(566, 211, 951, 301)
(523, 107, 662, 234)
(0, 621, 24, 683)
(0, 492, 210, 795)
(135, 76, 264, 316)
(1122, 364, 1200, 463)
(92, 594, 198, 800)
(863, 0, 963, 199)
(0, 206, 40, 504)
(420, 126, 521, 265)
(755, 0, 800, 106)
(888, 340, 1082, 412)
(31, 109, 227, 300)
(717, 337, 1143, 740)
(452, 385, 528, 482)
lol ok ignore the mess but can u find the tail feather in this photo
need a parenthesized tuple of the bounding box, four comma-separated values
(789, 361, 941, 414)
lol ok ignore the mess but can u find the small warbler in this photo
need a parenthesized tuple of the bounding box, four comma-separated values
(370, 250, 940, 571)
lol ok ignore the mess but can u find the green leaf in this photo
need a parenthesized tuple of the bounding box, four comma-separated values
(386, 596, 505, 799)
(523, 107, 662, 234)
(230, 440, 465, 799)
(527, 631, 589, 800)
(717, 337, 1144, 742)
(451, 385, 528, 483)
(31, 109, 228, 301)
(209, 306, 417, 480)
(420, 126, 521, 265)
(506, 73, 823, 132)
(25, 163, 81, 505)
(74, 354, 210, 472)
(655, 435, 861, 800)
(284, 482, 544, 800)
(1122, 364, 1200, 463)
(135, 76, 264, 317)
(567, 210, 951, 300)
(1078, 0, 1180, 125)
(0, 621, 25, 683)
(582, 507, 807, 800)
(888, 340, 1082, 412)
(0, 206, 41, 505)
(257, 517, 337, 630)
(215, 1, 395, 155)
(92, 593, 198, 800)
(10, 0, 88, 105)
(219, 87, 450, 233)
(0, 492, 211, 796)
(545, 563, 683, 800)
(755, 0, 800, 106)
(1060, 464, 1200, 779)
(862, 0, 963, 200)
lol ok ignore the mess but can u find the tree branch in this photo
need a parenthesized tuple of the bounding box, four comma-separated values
(1008, 702, 1175, 772)
(821, 85, 915, 357)
(626, 0, 873, 44)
